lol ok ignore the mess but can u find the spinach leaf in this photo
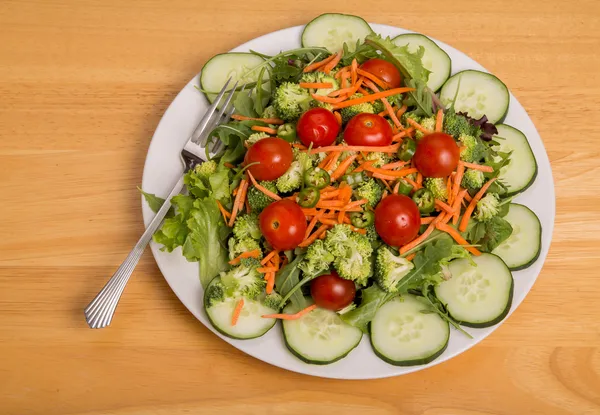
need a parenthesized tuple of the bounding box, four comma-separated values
(466, 216, 513, 252)
(233, 92, 258, 118)
(396, 237, 454, 293)
(275, 255, 307, 310)
(341, 284, 393, 333)
(138, 187, 166, 213)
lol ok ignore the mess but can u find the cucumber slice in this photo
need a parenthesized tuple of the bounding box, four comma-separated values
(435, 253, 513, 328)
(302, 13, 373, 53)
(204, 277, 277, 340)
(493, 124, 538, 195)
(392, 34, 451, 92)
(200, 52, 268, 105)
(492, 204, 542, 270)
(440, 70, 509, 124)
(371, 295, 449, 366)
(282, 302, 362, 365)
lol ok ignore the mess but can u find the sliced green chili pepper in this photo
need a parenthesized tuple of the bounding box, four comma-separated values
(303, 167, 330, 189)
(396, 179, 413, 196)
(412, 188, 435, 214)
(397, 138, 416, 161)
(277, 123, 297, 142)
(297, 186, 320, 208)
(349, 211, 375, 228)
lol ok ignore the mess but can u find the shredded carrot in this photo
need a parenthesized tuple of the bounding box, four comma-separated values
(396, 105, 408, 119)
(319, 218, 340, 226)
(231, 299, 245, 326)
(251, 125, 278, 135)
(311, 93, 347, 104)
(247, 171, 282, 201)
(459, 178, 498, 232)
(334, 111, 342, 126)
(416, 172, 423, 187)
(436, 223, 482, 256)
(344, 199, 367, 209)
(228, 180, 247, 227)
(464, 192, 472, 202)
(382, 190, 389, 199)
(452, 188, 468, 226)
(352, 160, 375, 173)
(228, 249, 261, 265)
(453, 163, 466, 198)
(304, 210, 323, 238)
(331, 87, 414, 110)
(310, 143, 400, 154)
(461, 161, 494, 173)
(299, 224, 329, 247)
(292, 143, 308, 150)
(318, 152, 336, 169)
(406, 118, 433, 135)
(262, 304, 317, 320)
(232, 187, 239, 196)
(357, 86, 371, 95)
(301, 208, 319, 216)
(349, 226, 367, 235)
(320, 189, 341, 199)
(216, 200, 231, 221)
(421, 217, 435, 225)
(435, 109, 444, 132)
(322, 51, 343, 73)
(273, 252, 280, 269)
(435, 199, 455, 214)
(338, 209, 346, 224)
(373, 172, 400, 181)
(365, 166, 418, 178)
(316, 200, 345, 208)
(378, 110, 388, 117)
(231, 114, 284, 125)
(224, 162, 236, 169)
(404, 176, 420, 189)
(299, 82, 334, 89)
(393, 181, 400, 194)
(405, 253, 416, 261)
(380, 178, 393, 192)
(323, 152, 342, 172)
(400, 214, 445, 255)
(392, 131, 409, 142)
(303, 53, 337, 73)
(257, 266, 278, 273)
(356, 68, 389, 89)
(330, 155, 357, 181)
(245, 199, 251, 213)
(351, 59, 358, 86)
(261, 250, 278, 265)
(335, 67, 349, 79)
(381, 160, 408, 170)
(266, 272, 275, 294)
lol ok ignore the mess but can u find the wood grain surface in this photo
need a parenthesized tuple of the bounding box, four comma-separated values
(1, 0, 599, 414)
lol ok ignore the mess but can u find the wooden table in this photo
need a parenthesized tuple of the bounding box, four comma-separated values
(2, 1, 599, 414)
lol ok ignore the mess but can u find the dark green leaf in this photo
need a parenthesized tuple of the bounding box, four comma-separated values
(138, 187, 176, 217)
(340, 284, 393, 333)
(466, 216, 513, 252)
(396, 237, 454, 293)
(233, 93, 258, 118)
(275, 255, 307, 310)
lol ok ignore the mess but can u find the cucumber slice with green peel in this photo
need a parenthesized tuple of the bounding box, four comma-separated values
(302, 13, 373, 53)
(493, 124, 538, 195)
(204, 277, 277, 340)
(435, 253, 513, 328)
(199, 52, 268, 106)
(492, 204, 542, 271)
(371, 295, 449, 366)
(282, 301, 362, 365)
(392, 34, 451, 92)
(440, 70, 509, 124)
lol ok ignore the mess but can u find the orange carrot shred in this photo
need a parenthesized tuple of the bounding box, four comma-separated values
(331, 87, 415, 110)
(311, 93, 347, 104)
(400, 214, 445, 255)
(322, 51, 343, 73)
(228, 180, 247, 227)
(334, 111, 342, 126)
(436, 223, 482, 256)
(330, 154, 357, 181)
(257, 266, 278, 273)
(262, 304, 317, 320)
(216, 200, 232, 221)
(421, 217, 435, 224)
(224, 162, 236, 169)
(452, 188, 468, 225)
(251, 125, 278, 135)
(381, 160, 408, 170)
(356, 68, 389, 89)
(261, 250, 277, 265)
(310, 143, 400, 154)
(305, 210, 323, 239)
(303, 54, 337, 73)
(461, 162, 494, 173)
(248, 171, 282, 201)
(435, 199, 454, 214)
(228, 249, 261, 265)
(323, 152, 342, 172)
(406, 118, 433, 135)
(299, 224, 329, 247)
(231, 299, 245, 326)
(459, 178, 498, 232)
(231, 114, 284, 125)
(266, 272, 275, 294)
(405, 253, 416, 261)
(435, 109, 444, 132)
(351, 59, 358, 86)
(299, 82, 334, 89)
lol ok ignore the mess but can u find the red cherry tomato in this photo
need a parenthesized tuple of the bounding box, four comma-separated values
(259, 200, 307, 251)
(343, 113, 393, 147)
(360, 59, 402, 88)
(374, 194, 421, 247)
(244, 137, 293, 181)
(296, 108, 340, 148)
(310, 272, 356, 311)
(413, 132, 460, 178)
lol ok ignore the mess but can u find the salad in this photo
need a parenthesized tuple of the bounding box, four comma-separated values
(141, 13, 542, 367)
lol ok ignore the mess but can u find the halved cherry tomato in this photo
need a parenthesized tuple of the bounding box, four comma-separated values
(297, 108, 340, 148)
(310, 271, 356, 311)
(259, 199, 307, 251)
(374, 194, 420, 247)
(245, 137, 293, 181)
(360, 58, 402, 89)
(343, 113, 393, 147)
(413, 132, 460, 178)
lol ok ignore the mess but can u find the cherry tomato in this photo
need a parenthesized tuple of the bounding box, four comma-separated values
(374, 194, 420, 247)
(245, 137, 293, 181)
(296, 108, 340, 148)
(413, 132, 460, 178)
(360, 58, 402, 88)
(343, 113, 393, 147)
(310, 271, 356, 311)
(259, 199, 307, 251)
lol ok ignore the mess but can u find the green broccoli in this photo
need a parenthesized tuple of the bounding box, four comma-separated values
(194, 160, 217, 178)
(204, 279, 226, 308)
(461, 169, 485, 192)
(233, 213, 261, 240)
(458, 133, 487, 163)
(273, 82, 312, 121)
(372, 94, 403, 114)
(276, 150, 314, 193)
(363, 151, 390, 168)
(261, 105, 277, 119)
(246, 132, 269, 146)
(340, 93, 375, 123)
(365, 224, 378, 242)
(325, 224, 373, 285)
(247, 181, 278, 212)
(402, 112, 421, 128)
(424, 177, 448, 202)
(416, 116, 436, 139)
(353, 178, 383, 208)
(262, 292, 284, 310)
(443, 111, 480, 138)
(219, 258, 265, 299)
(300, 72, 340, 96)
(298, 239, 334, 277)
(374, 247, 415, 293)
(227, 237, 262, 261)
(474, 193, 500, 222)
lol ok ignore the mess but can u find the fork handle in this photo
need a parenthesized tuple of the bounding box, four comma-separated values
(84, 175, 185, 329)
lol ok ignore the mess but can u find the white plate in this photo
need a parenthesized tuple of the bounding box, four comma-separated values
(141, 23, 555, 379)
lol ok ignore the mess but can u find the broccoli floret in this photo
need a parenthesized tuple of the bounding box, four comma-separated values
(227, 237, 262, 261)
(365, 225, 378, 242)
(353, 178, 383, 208)
(374, 247, 415, 293)
(325, 225, 373, 285)
(443, 111, 480, 138)
(276, 150, 314, 193)
(461, 169, 485, 192)
(372, 94, 403, 114)
(298, 239, 334, 277)
(458, 134, 487, 163)
(300, 72, 340, 96)
(424, 177, 448, 202)
(247, 181, 278, 212)
(220, 258, 265, 299)
(416, 116, 436, 139)
(262, 105, 277, 119)
(247, 132, 269, 146)
(233, 213, 261, 240)
(364, 151, 390, 168)
(194, 160, 217, 179)
(262, 292, 283, 311)
(273, 82, 312, 121)
(310, 100, 334, 111)
(340, 94, 375, 123)
(402, 112, 421, 128)
(205, 279, 226, 308)
(474, 193, 500, 222)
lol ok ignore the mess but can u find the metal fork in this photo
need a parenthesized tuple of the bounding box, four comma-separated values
(84, 78, 242, 329)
